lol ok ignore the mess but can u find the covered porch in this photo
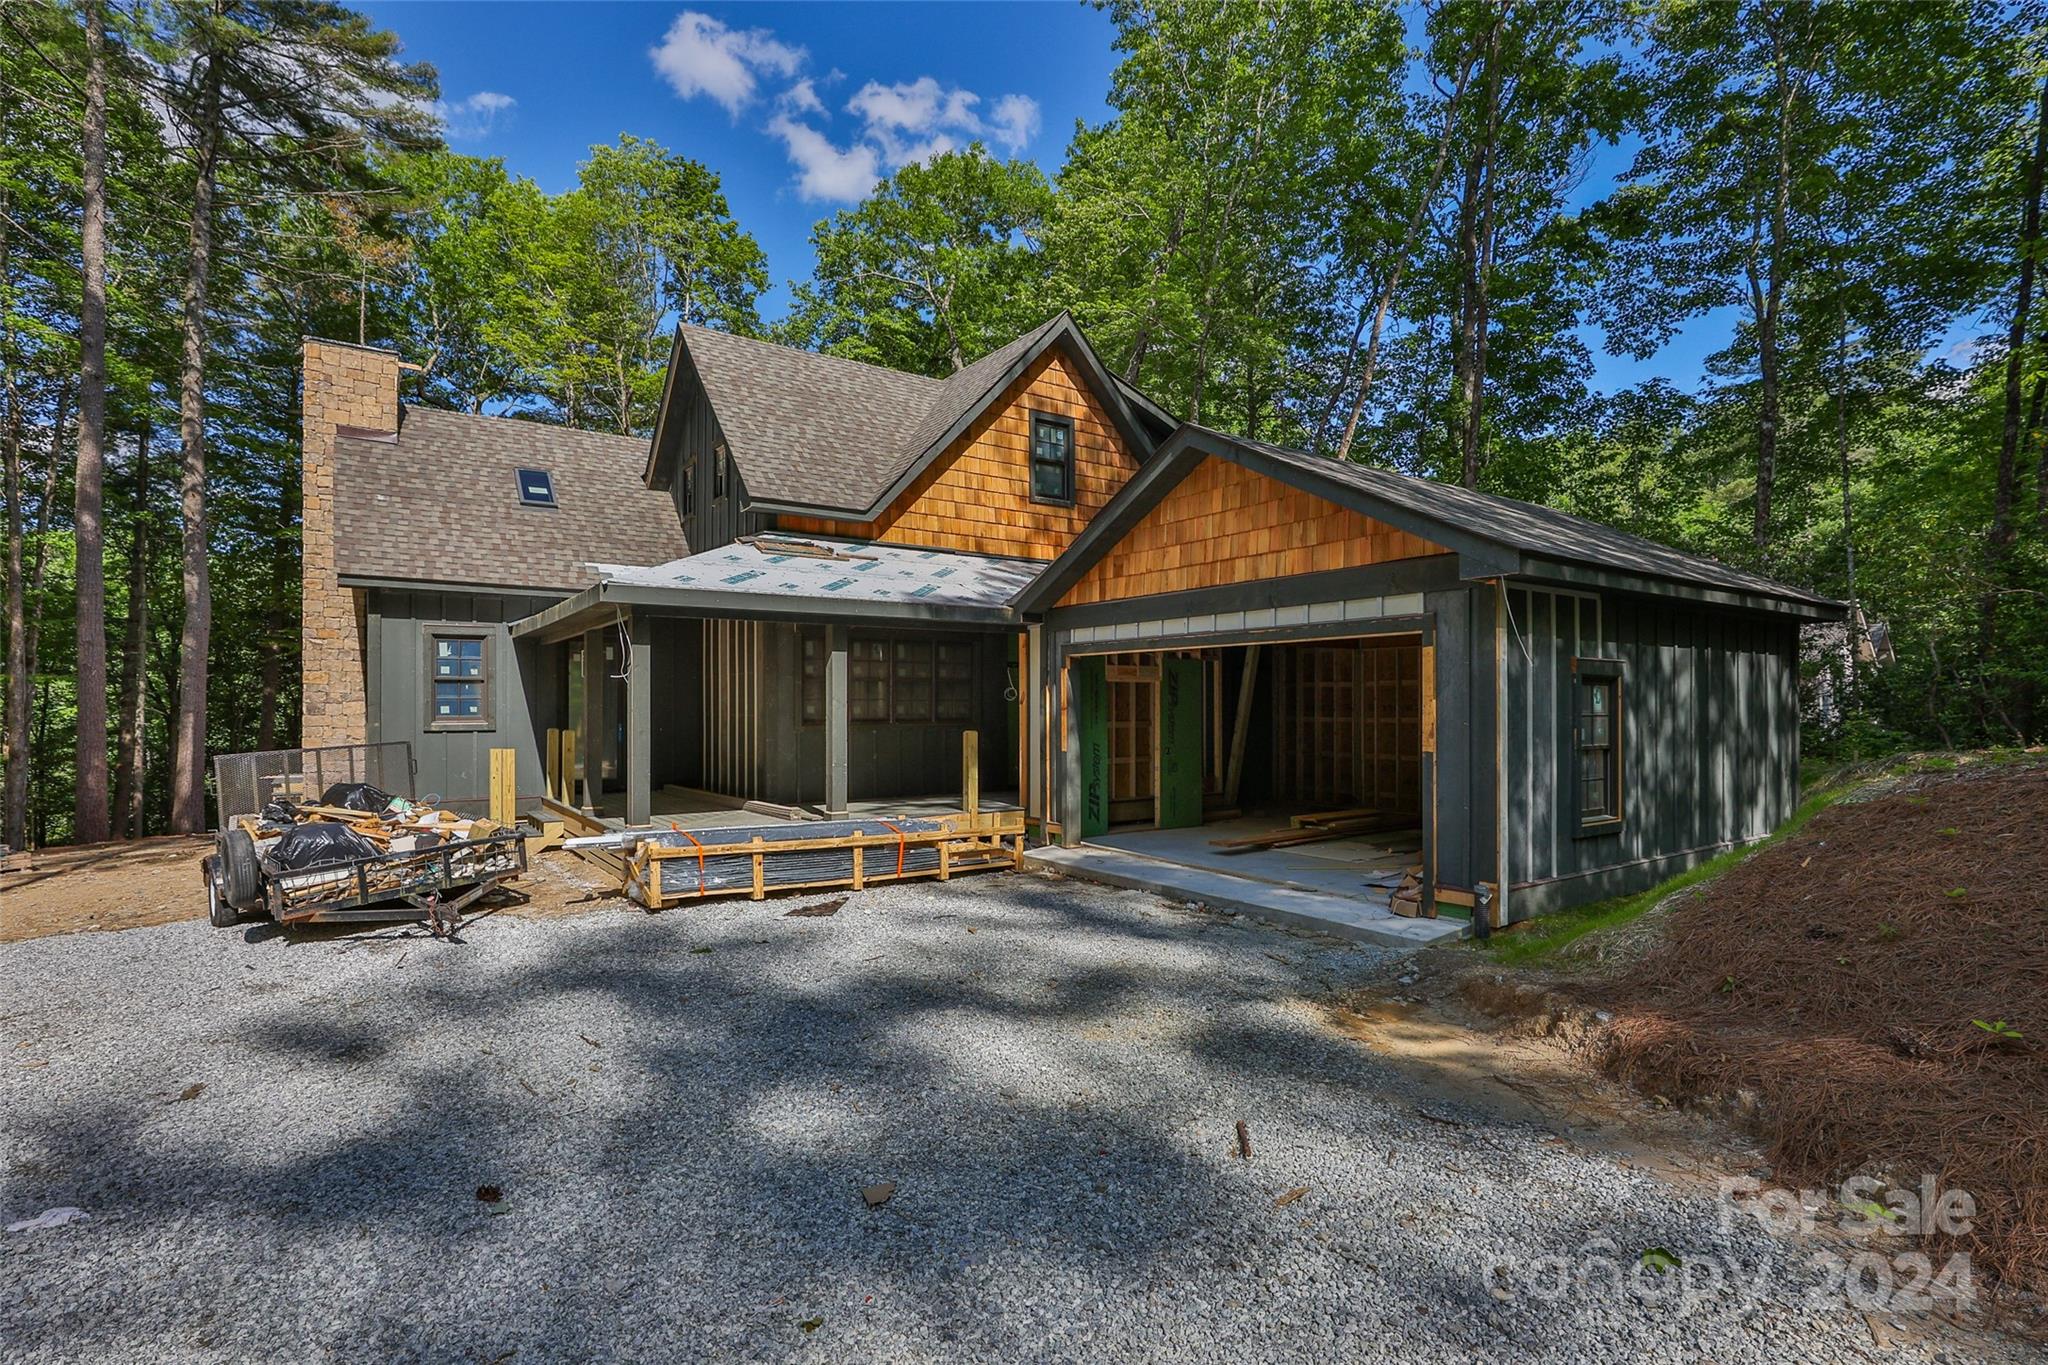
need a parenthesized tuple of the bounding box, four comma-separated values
(506, 534, 1040, 828)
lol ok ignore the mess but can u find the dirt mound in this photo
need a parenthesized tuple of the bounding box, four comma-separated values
(1586, 763, 2048, 1299)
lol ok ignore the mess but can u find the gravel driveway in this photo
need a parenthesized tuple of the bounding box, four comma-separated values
(0, 872, 2014, 1363)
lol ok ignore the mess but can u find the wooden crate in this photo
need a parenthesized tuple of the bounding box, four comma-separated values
(626, 812, 1028, 909)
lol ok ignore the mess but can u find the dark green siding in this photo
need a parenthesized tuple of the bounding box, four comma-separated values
(365, 587, 563, 808)
(1503, 584, 1800, 914)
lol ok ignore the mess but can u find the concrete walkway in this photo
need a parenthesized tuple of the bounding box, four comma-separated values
(1024, 843, 1466, 950)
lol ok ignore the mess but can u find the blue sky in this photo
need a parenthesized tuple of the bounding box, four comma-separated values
(356, 1, 1775, 396)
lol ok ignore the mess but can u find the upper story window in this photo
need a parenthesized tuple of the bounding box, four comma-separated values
(680, 463, 694, 517)
(1030, 411, 1075, 506)
(426, 628, 493, 731)
(713, 439, 731, 500)
(1573, 658, 1623, 832)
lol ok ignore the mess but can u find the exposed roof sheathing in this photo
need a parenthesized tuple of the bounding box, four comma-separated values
(333, 406, 687, 593)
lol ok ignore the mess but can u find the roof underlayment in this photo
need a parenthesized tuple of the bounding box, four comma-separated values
(586, 536, 1044, 611)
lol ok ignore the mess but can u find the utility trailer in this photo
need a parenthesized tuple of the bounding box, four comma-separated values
(203, 741, 525, 935)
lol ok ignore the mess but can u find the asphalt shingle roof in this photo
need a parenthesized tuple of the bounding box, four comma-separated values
(675, 325, 946, 514)
(676, 314, 1077, 516)
(334, 406, 687, 593)
(1215, 428, 1839, 610)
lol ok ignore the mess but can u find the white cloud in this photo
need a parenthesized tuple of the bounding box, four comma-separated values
(650, 11, 805, 116)
(778, 77, 825, 118)
(768, 114, 883, 202)
(435, 90, 516, 140)
(647, 11, 1038, 202)
(985, 93, 1041, 153)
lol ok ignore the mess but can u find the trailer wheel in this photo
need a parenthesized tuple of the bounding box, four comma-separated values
(219, 828, 263, 911)
(205, 861, 240, 928)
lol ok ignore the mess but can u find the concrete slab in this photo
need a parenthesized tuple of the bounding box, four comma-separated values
(1024, 844, 1466, 951)
(1088, 816, 1420, 902)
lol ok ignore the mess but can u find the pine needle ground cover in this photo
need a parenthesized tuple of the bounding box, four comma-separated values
(1586, 764, 2048, 1298)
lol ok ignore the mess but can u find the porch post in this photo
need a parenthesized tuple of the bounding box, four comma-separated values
(626, 612, 651, 827)
(580, 625, 606, 812)
(825, 622, 849, 817)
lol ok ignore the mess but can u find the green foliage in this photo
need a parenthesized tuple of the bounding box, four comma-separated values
(781, 147, 1053, 376)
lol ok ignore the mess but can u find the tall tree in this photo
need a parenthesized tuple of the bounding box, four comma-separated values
(72, 0, 111, 842)
(784, 146, 1052, 377)
(149, 0, 435, 831)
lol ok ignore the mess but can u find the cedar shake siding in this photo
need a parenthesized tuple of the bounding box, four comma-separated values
(777, 349, 1143, 560)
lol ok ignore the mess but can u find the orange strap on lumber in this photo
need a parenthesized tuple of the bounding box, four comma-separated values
(679, 829, 707, 894)
(881, 821, 908, 876)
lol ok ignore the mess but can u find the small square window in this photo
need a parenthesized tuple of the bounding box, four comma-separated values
(425, 629, 493, 731)
(516, 468, 555, 507)
(1030, 412, 1074, 505)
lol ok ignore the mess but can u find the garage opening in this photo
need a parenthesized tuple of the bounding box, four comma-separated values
(1069, 632, 1427, 903)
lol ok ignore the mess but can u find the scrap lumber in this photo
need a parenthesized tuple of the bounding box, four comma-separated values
(538, 795, 628, 884)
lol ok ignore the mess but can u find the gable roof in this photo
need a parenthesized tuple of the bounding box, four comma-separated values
(1018, 425, 1844, 621)
(646, 313, 1158, 520)
(333, 406, 687, 594)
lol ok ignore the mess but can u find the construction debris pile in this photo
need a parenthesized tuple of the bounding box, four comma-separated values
(238, 783, 523, 918)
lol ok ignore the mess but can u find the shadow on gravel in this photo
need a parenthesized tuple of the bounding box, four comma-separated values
(3, 880, 1811, 1361)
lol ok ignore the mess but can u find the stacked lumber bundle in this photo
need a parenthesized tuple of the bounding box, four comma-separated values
(615, 812, 1028, 909)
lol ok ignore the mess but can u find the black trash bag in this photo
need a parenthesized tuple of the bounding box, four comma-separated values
(319, 782, 393, 813)
(271, 821, 378, 872)
(259, 798, 298, 826)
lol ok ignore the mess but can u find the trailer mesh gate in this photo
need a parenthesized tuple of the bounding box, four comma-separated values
(213, 742, 416, 827)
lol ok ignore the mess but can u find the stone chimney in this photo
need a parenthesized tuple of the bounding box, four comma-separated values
(300, 338, 400, 748)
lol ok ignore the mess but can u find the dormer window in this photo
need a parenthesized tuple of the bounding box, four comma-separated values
(1030, 411, 1074, 506)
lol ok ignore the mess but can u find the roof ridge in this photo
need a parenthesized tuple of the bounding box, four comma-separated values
(399, 403, 648, 448)
(677, 322, 946, 390)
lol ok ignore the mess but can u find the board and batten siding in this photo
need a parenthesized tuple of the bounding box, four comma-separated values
(777, 349, 1141, 560)
(364, 586, 562, 809)
(1058, 455, 1446, 608)
(667, 355, 756, 553)
(1503, 584, 1800, 913)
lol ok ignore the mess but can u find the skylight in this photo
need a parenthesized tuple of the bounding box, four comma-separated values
(517, 468, 556, 507)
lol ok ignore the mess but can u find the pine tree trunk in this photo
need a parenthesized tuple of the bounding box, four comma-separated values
(72, 0, 111, 843)
(1, 345, 25, 853)
(170, 58, 224, 834)
(114, 418, 152, 839)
